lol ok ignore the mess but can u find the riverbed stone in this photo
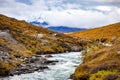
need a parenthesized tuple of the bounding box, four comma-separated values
(9, 54, 59, 76)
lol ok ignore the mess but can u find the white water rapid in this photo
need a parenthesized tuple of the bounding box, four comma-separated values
(10, 52, 82, 80)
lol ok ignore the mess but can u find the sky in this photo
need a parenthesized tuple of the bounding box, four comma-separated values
(0, 0, 120, 28)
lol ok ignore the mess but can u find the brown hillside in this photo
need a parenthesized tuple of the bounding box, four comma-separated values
(69, 22, 120, 41)
(73, 43, 120, 80)
(72, 23, 120, 80)
(0, 14, 83, 54)
(0, 14, 83, 76)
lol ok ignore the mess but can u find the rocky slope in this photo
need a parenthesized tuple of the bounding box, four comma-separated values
(0, 14, 84, 76)
(69, 22, 120, 80)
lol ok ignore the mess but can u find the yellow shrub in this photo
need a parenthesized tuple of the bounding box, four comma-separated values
(90, 70, 119, 80)
(0, 60, 16, 76)
(21, 50, 35, 58)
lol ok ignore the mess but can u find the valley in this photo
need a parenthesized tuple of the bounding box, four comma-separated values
(0, 0, 120, 80)
(0, 14, 120, 80)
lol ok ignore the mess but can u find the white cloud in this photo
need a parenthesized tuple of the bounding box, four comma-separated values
(96, 6, 112, 11)
(62, 3, 81, 9)
(91, 0, 120, 2)
(40, 9, 120, 28)
(0, 0, 120, 29)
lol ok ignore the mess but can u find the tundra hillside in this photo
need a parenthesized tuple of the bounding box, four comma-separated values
(69, 22, 120, 80)
(0, 14, 84, 76)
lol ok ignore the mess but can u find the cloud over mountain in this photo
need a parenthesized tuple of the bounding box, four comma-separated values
(0, 0, 120, 28)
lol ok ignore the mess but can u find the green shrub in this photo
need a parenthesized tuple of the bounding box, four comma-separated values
(89, 70, 119, 80)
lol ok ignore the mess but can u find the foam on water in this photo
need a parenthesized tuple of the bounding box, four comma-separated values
(10, 52, 82, 80)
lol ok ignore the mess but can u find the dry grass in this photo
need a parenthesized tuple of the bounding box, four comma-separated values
(73, 44, 120, 80)
(69, 22, 120, 42)
(0, 14, 85, 76)
(0, 14, 83, 55)
(71, 22, 120, 80)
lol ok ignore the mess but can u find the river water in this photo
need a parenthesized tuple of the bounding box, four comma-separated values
(9, 52, 82, 80)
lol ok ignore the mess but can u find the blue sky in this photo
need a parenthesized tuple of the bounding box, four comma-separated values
(0, 0, 120, 28)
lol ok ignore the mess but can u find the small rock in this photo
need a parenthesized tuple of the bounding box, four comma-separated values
(44, 60, 58, 65)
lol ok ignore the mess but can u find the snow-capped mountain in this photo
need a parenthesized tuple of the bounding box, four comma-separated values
(29, 19, 86, 33)
(29, 21, 49, 27)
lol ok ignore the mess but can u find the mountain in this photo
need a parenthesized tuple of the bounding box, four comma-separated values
(48, 26, 86, 33)
(29, 21, 49, 27)
(29, 21, 86, 33)
(0, 14, 83, 76)
(70, 22, 120, 80)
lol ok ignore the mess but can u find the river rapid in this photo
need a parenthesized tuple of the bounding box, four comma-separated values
(9, 52, 82, 80)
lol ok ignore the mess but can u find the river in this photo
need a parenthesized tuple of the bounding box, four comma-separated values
(9, 52, 82, 80)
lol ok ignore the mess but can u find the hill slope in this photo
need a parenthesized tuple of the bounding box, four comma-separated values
(70, 22, 120, 80)
(69, 22, 120, 42)
(73, 44, 120, 80)
(0, 14, 83, 76)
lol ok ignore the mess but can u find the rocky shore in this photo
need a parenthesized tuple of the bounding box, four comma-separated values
(9, 54, 58, 76)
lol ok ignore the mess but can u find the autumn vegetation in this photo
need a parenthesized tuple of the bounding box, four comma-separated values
(73, 43, 120, 80)
(0, 14, 84, 76)
(0, 14, 120, 80)
(69, 22, 120, 42)
(69, 22, 120, 80)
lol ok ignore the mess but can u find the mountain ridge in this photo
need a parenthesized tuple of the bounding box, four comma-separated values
(29, 20, 86, 33)
(48, 26, 86, 33)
